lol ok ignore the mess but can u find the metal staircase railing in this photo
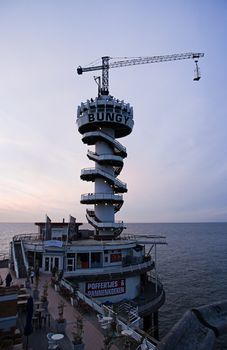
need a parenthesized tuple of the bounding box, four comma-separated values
(69, 287, 155, 349)
(13, 240, 27, 278)
(87, 150, 123, 166)
(86, 210, 125, 230)
(81, 167, 127, 192)
(21, 239, 29, 273)
(12, 241, 19, 279)
(82, 131, 127, 157)
(117, 301, 140, 326)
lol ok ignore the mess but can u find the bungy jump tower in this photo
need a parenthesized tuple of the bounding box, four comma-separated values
(75, 54, 204, 336)
(77, 95, 133, 240)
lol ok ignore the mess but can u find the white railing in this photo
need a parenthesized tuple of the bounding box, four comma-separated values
(13, 233, 41, 242)
(20, 240, 29, 272)
(83, 131, 127, 154)
(100, 130, 127, 154)
(64, 259, 154, 277)
(12, 241, 19, 279)
(77, 290, 103, 314)
(87, 150, 123, 164)
(121, 234, 167, 245)
(0, 253, 9, 261)
(81, 193, 123, 202)
(75, 290, 156, 349)
(60, 278, 156, 349)
(86, 213, 125, 229)
(81, 167, 127, 190)
(79, 96, 132, 114)
(117, 302, 140, 328)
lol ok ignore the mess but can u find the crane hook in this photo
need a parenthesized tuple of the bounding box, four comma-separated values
(193, 58, 201, 81)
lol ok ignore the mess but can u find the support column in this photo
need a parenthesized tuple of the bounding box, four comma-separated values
(143, 314, 152, 331)
(153, 311, 159, 340)
(143, 311, 159, 340)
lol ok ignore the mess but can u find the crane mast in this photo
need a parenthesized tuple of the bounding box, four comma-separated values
(77, 52, 204, 95)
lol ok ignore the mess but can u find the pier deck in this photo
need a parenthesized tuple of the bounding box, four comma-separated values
(0, 267, 119, 350)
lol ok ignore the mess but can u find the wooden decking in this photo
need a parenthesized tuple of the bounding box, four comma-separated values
(0, 267, 119, 350)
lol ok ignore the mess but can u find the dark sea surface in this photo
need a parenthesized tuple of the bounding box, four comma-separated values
(125, 223, 227, 349)
(0, 222, 227, 349)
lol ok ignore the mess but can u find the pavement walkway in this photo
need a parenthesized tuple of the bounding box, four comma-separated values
(0, 267, 118, 350)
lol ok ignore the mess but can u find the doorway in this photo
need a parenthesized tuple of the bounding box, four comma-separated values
(44, 256, 60, 272)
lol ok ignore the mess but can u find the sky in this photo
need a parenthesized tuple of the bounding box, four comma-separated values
(0, 0, 227, 223)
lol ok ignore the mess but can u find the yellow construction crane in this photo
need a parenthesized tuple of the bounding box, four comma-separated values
(77, 53, 204, 96)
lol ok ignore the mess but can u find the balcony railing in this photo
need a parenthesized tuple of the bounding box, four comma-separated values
(122, 255, 150, 267)
(81, 193, 123, 202)
(64, 258, 154, 277)
(13, 233, 42, 242)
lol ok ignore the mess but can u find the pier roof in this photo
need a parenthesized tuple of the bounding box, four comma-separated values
(35, 222, 83, 227)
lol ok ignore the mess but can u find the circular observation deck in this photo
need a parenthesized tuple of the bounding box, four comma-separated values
(77, 96, 134, 138)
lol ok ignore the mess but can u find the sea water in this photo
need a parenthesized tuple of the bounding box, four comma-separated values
(125, 223, 227, 349)
(0, 222, 226, 348)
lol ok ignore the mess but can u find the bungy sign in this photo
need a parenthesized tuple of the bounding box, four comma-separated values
(86, 279, 125, 298)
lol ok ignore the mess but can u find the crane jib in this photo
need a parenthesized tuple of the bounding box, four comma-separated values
(77, 53, 204, 74)
(77, 52, 204, 93)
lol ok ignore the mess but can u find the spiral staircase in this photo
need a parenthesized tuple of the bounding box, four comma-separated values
(77, 95, 134, 239)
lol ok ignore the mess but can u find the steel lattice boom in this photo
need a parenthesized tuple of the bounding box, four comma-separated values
(77, 52, 204, 95)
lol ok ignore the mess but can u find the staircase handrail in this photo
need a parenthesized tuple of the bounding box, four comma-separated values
(12, 241, 19, 279)
(87, 149, 123, 164)
(81, 167, 127, 189)
(74, 290, 155, 349)
(83, 130, 127, 154)
(21, 239, 29, 272)
(99, 130, 127, 153)
(86, 212, 125, 229)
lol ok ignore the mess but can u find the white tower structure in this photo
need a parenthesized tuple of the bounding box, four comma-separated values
(76, 53, 204, 240)
(77, 95, 134, 239)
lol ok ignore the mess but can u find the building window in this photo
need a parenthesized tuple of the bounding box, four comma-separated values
(67, 258, 74, 271)
(110, 253, 122, 263)
(77, 253, 89, 268)
(91, 252, 102, 268)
